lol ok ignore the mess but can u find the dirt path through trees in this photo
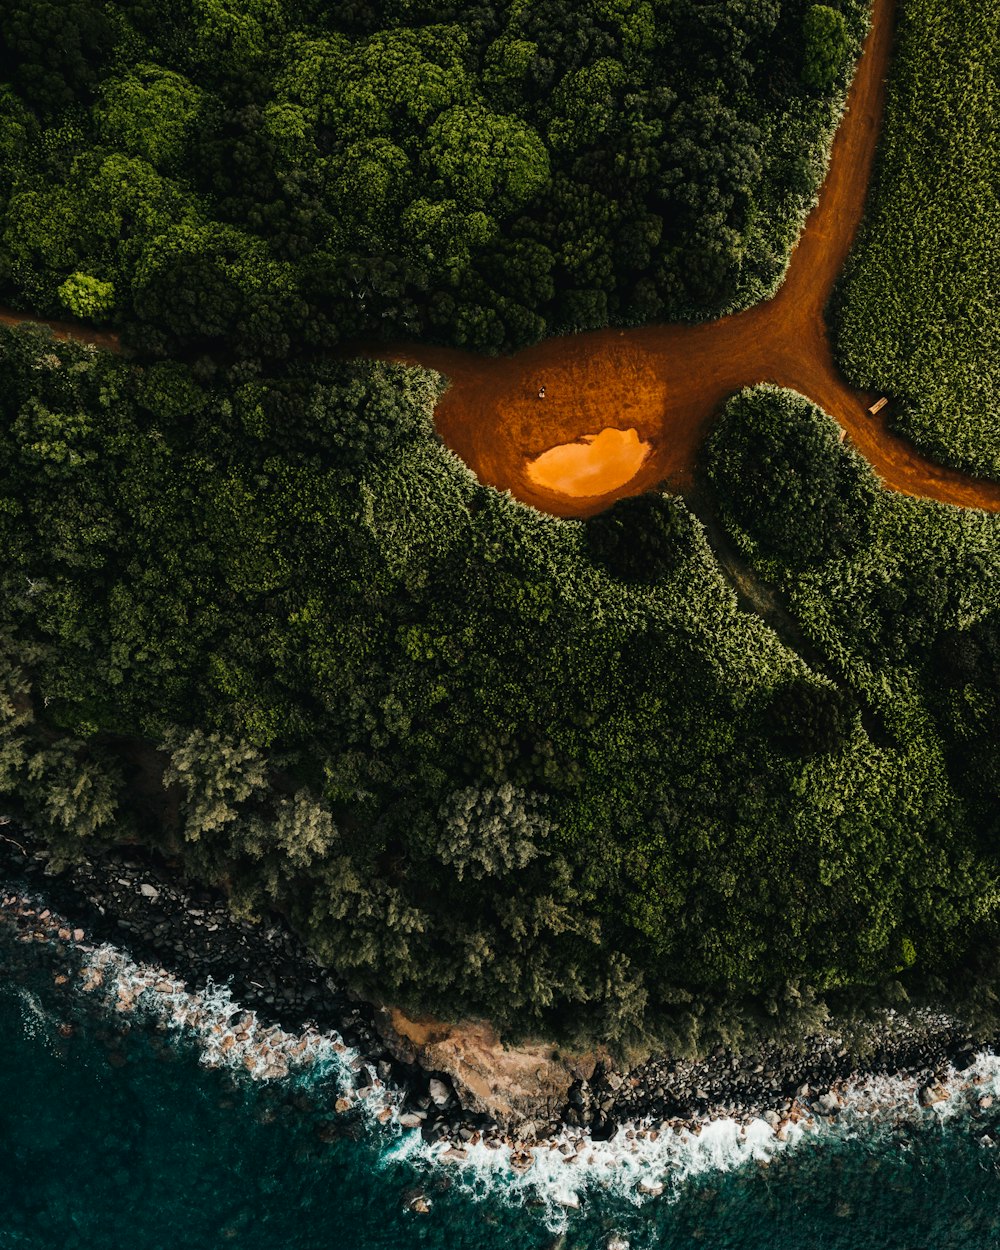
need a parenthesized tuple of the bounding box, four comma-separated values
(2, 0, 997, 519)
(373, 0, 1000, 519)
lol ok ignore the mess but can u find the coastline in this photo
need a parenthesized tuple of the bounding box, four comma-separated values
(1, 826, 996, 1189)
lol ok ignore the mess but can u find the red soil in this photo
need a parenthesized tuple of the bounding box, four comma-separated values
(373, 0, 1000, 519)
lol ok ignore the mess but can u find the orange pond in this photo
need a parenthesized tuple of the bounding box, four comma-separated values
(525, 427, 653, 497)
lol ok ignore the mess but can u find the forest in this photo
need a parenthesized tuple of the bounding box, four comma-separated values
(1, 327, 999, 1050)
(0, 0, 864, 357)
(0, 0, 997, 1055)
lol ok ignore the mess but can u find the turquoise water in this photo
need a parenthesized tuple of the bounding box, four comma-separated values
(2, 924, 1000, 1249)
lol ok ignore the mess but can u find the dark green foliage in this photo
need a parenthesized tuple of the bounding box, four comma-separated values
(705, 385, 878, 569)
(0, 0, 113, 113)
(932, 613, 1000, 828)
(0, 0, 865, 354)
(706, 382, 1000, 996)
(802, 5, 852, 92)
(585, 492, 695, 584)
(0, 334, 997, 1045)
(835, 0, 1000, 477)
(763, 677, 856, 757)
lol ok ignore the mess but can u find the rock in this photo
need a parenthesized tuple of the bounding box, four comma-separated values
(919, 1081, 949, 1108)
(440, 1146, 467, 1162)
(638, 1179, 664, 1197)
(397, 1113, 423, 1129)
(429, 1077, 453, 1108)
(139, 884, 159, 900)
(763, 1109, 781, 1128)
(606, 1071, 624, 1091)
(334, 1098, 353, 1114)
(815, 1092, 841, 1115)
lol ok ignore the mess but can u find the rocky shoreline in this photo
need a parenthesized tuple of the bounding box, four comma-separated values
(1, 827, 996, 1174)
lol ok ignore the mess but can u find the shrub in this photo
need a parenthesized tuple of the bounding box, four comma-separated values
(585, 492, 695, 583)
(705, 385, 877, 569)
(803, 5, 852, 92)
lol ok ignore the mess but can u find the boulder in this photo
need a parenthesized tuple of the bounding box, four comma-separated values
(139, 884, 159, 900)
(428, 1077, 453, 1108)
(919, 1081, 949, 1108)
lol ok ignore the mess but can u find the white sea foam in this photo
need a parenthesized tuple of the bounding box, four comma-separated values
(386, 1110, 813, 1229)
(389, 1048, 1000, 1229)
(75, 942, 394, 1108)
(4, 887, 999, 1229)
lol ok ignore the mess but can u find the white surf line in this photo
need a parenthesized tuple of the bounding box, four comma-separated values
(387, 1045, 1000, 1225)
(0, 889, 399, 1127)
(4, 886, 999, 1222)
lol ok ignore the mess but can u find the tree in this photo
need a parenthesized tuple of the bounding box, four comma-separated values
(585, 492, 695, 583)
(763, 678, 857, 758)
(131, 221, 297, 352)
(161, 727, 267, 841)
(436, 783, 551, 880)
(424, 104, 549, 215)
(705, 386, 877, 569)
(0, 85, 32, 198)
(190, 0, 285, 74)
(95, 65, 204, 171)
(803, 5, 852, 92)
(24, 739, 123, 841)
(58, 273, 115, 320)
(0, 0, 113, 111)
(330, 27, 471, 136)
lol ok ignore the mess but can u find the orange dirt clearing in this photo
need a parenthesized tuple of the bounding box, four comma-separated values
(372, 0, 1000, 519)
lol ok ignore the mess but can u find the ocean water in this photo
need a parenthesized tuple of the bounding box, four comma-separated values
(2, 919, 1000, 1249)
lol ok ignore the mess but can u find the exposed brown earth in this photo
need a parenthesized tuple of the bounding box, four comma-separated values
(0, 305, 122, 354)
(372, 0, 1000, 519)
(375, 1003, 610, 1129)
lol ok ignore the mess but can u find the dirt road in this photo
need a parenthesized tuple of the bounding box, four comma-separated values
(0, 306, 122, 353)
(2, 0, 995, 519)
(374, 0, 1000, 518)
